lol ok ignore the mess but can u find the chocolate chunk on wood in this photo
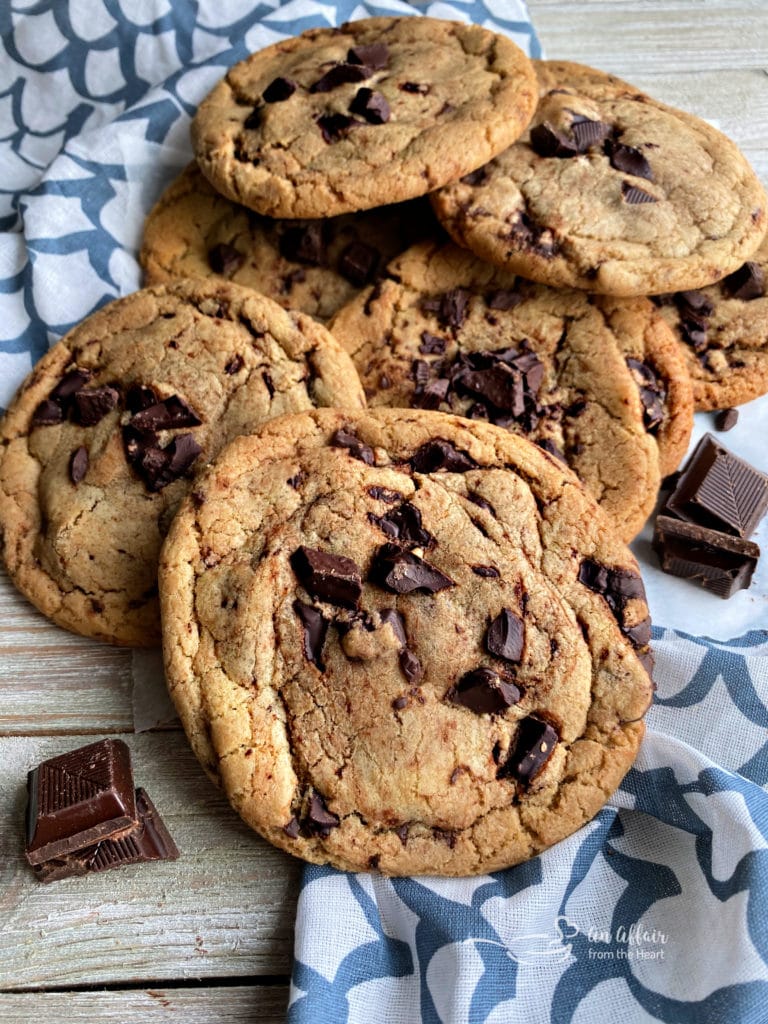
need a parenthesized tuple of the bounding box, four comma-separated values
(486, 608, 525, 663)
(292, 546, 362, 607)
(370, 544, 454, 594)
(447, 667, 520, 714)
(665, 433, 768, 538)
(25, 739, 138, 866)
(33, 788, 179, 883)
(498, 717, 558, 784)
(653, 514, 760, 598)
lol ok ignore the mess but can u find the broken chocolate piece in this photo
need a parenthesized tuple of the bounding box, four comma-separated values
(370, 544, 454, 595)
(306, 792, 340, 837)
(447, 667, 520, 715)
(379, 608, 407, 647)
(626, 357, 665, 433)
(126, 384, 158, 413)
(486, 288, 523, 311)
(25, 739, 138, 866)
(372, 502, 432, 548)
(349, 87, 390, 124)
(578, 558, 648, 649)
(347, 43, 389, 69)
(73, 385, 119, 426)
(331, 428, 375, 465)
(399, 649, 422, 683)
(653, 514, 759, 598)
(338, 240, 379, 285)
(283, 816, 301, 840)
(69, 446, 88, 484)
(263, 77, 297, 102)
(715, 408, 739, 432)
(723, 261, 765, 301)
(529, 122, 579, 158)
(621, 180, 657, 204)
(411, 438, 477, 474)
(279, 223, 325, 265)
(50, 368, 92, 405)
(311, 62, 371, 93)
(225, 354, 244, 375)
(570, 117, 612, 151)
(32, 399, 64, 426)
(419, 332, 447, 355)
(209, 242, 244, 276)
(664, 433, 768, 538)
(291, 546, 362, 608)
(293, 600, 328, 669)
(130, 395, 201, 430)
(607, 141, 654, 181)
(498, 717, 558, 784)
(486, 608, 525, 663)
(33, 788, 179, 883)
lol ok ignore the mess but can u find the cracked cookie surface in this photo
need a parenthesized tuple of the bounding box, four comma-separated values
(330, 241, 693, 541)
(159, 407, 654, 876)
(191, 16, 538, 218)
(432, 60, 767, 297)
(653, 235, 768, 410)
(140, 162, 440, 321)
(0, 279, 365, 646)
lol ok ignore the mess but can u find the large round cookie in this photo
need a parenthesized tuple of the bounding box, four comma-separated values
(191, 17, 538, 218)
(0, 279, 365, 647)
(140, 162, 440, 321)
(160, 408, 654, 876)
(653, 236, 768, 410)
(330, 241, 693, 541)
(433, 60, 767, 297)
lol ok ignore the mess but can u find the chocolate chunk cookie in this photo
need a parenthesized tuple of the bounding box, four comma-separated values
(0, 279, 365, 646)
(140, 162, 441, 321)
(432, 60, 767, 297)
(159, 408, 654, 876)
(330, 241, 693, 541)
(191, 17, 538, 218)
(653, 235, 768, 410)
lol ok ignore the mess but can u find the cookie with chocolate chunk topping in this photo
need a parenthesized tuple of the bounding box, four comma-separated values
(191, 16, 537, 218)
(160, 407, 653, 876)
(432, 60, 767, 296)
(330, 241, 693, 540)
(0, 279, 364, 646)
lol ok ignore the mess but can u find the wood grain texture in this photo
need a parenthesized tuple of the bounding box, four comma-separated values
(0, 735, 299, 990)
(0, 986, 289, 1022)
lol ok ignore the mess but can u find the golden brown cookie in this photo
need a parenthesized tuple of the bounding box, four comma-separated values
(140, 162, 441, 321)
(0, 279, 365, 646)
(160, 407, 654, 876)
(653, 235, 768, 410)
(432, 60, 767, 297)
(330, 241, 693, 541)
(191, 17, 538, 218)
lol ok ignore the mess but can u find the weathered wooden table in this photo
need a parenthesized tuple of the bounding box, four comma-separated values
(2, 2, 766, 1020)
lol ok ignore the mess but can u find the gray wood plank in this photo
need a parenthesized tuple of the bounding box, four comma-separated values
(0, 734, 299, 989)
(0, 985, 288, 1023)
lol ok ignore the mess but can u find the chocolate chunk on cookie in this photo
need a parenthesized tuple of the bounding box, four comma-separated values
(160, 408, 653, 876)
(191, 16, 537, 218)
(0, 279, 365, 646)
(432, 60, 767, 297)
(330, 241, 694, 540)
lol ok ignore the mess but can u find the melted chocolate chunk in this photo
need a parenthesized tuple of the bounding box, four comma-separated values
(411, 377, 450, 411)
(367, 486, 402, 504)
(723, 261, 765, 301)
(311, 62, 371, 93)
(225, 354, 244, 375)
(243, 108, 261, 130)
(447, 667, 520, 715)
(607, 141, 654, 181)
(317, 113, 356, 143)
(379, 608, 407, 647)
(372, 502, 432, 547)
(472, 565, 500, 578)
(411, 438, 477, 473)
(263, 77, 297, 102)
(536, 438, 567, 463)
(498, 717, 558, 784)
(506, 211, 558, 257)
(626, 357, 665, 433)
(306, 792, 340, 837)
(400, 82, 429, 94)
(349, 87, 390, 124)
(338, 240, 379, 285)
(293, 600, 328, 669)
(209, 242, 244, 276)
(419, 332, 447, 355)
(51, 368, 92, 405)
(578, 558, 648, 648)
(347, 43, 389, 69)
(331, 428, 375, 465)
(126, 384, 158, 413)
(370, 544, 454, 595)
(486, 608, 525, 663)
(621, 181, 657, 205)
(73, 385, 119, 426)
(461, 167, 487, 186)
(124, 430, 201, 493)
(529, 122, 579, 158)
(439, 288, 469, 333)
(673, 289, 713, 352)
(487, 288, 523, 311)
(69, 446, 88, 484)
(279, 222, 325, 265)
(130, 395, 201, 431)
(32, 399, 64, 426)
(399, 649, 422, 683)
(291, 546, 362, 608)
(283, 816, 301, 839)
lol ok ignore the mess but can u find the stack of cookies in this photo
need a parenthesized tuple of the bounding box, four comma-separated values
(2, 16, 765, 877)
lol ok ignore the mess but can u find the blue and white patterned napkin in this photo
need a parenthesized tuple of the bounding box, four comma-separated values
(2, 5, 768, 1023)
